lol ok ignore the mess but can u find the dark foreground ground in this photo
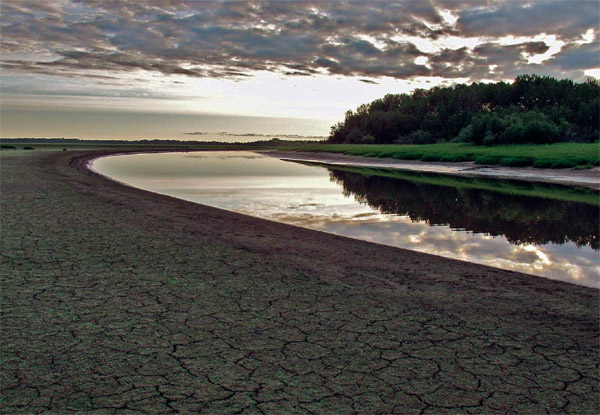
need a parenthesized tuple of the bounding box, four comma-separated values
(1, 149, 598, 414)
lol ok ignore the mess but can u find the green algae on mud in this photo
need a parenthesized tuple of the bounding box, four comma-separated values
(1, 149, 598, 414)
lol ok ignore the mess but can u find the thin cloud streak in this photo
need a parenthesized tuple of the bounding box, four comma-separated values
(183, 131, 326, 139)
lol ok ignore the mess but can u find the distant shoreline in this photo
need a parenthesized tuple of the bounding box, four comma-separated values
(3, 139, 598, 190)
(76, 146, 600, 191)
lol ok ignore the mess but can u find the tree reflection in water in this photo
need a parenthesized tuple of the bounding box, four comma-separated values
(328, 169, 599, 250)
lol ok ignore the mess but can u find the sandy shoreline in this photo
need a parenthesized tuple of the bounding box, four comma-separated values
(267, 150, 600, 190)
(1, 149, 598, 413)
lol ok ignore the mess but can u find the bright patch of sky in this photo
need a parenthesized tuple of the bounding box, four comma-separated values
(0, 0, 598, 140)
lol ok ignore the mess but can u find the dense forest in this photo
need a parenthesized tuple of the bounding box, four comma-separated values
(329, 75, 599, 145)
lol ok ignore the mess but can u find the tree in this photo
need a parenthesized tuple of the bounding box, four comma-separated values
(328, 75, 599, 145)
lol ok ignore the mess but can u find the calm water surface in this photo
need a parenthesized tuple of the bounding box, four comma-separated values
(93, 151, 599, 288)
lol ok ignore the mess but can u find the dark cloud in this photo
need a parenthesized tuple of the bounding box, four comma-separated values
(0, 0, 597, 83)
(456, 0, 599, 40)
(549, 42, 600, 71)
(521, 42, 551, 55)
(473, 42, 549, 64)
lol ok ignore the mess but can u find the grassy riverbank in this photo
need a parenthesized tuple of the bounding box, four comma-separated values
(300, 162, 599, 205)
(288, 142, 600, 169)
(1, 148, 598, 413)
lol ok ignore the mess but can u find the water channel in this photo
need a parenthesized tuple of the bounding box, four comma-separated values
(92, 151, 599, 287)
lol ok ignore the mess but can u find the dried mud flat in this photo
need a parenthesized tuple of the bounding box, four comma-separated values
(1, 149, 598, 414)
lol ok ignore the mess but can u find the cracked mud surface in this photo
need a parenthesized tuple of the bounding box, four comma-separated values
(1, 150, 598, 414)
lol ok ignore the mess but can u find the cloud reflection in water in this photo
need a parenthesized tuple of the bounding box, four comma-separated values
(93, 151, 599, 288)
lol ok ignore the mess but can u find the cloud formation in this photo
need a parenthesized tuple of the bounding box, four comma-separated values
(1, 0, 598, 83)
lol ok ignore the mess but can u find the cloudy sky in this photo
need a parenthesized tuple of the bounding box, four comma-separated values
(1, 0, 599, 140)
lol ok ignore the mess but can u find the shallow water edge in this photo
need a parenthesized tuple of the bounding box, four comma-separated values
(92, 151, 599, 288)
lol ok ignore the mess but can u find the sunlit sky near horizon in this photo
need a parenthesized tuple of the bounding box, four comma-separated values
(1, 0, 599, 140)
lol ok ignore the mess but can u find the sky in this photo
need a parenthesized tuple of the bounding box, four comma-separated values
(1, 0, 599, 140)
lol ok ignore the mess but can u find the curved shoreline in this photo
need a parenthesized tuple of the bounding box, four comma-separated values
(90, 149, 598, 287)
(1, 149, 598, 413)
(267, 150, 600, 190)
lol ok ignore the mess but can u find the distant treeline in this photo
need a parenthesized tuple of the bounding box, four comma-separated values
(329, 74, 599, 145)
(0, 137, 319, 146)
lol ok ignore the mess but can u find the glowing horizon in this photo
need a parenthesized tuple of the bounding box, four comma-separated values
(1, 1, 598, 140)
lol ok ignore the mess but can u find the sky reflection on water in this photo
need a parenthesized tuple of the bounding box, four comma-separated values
(93, 151, 599, 288)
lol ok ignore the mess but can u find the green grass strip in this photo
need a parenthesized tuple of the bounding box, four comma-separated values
(284, 143, 600, 169)
(292, 161, 599, 206)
